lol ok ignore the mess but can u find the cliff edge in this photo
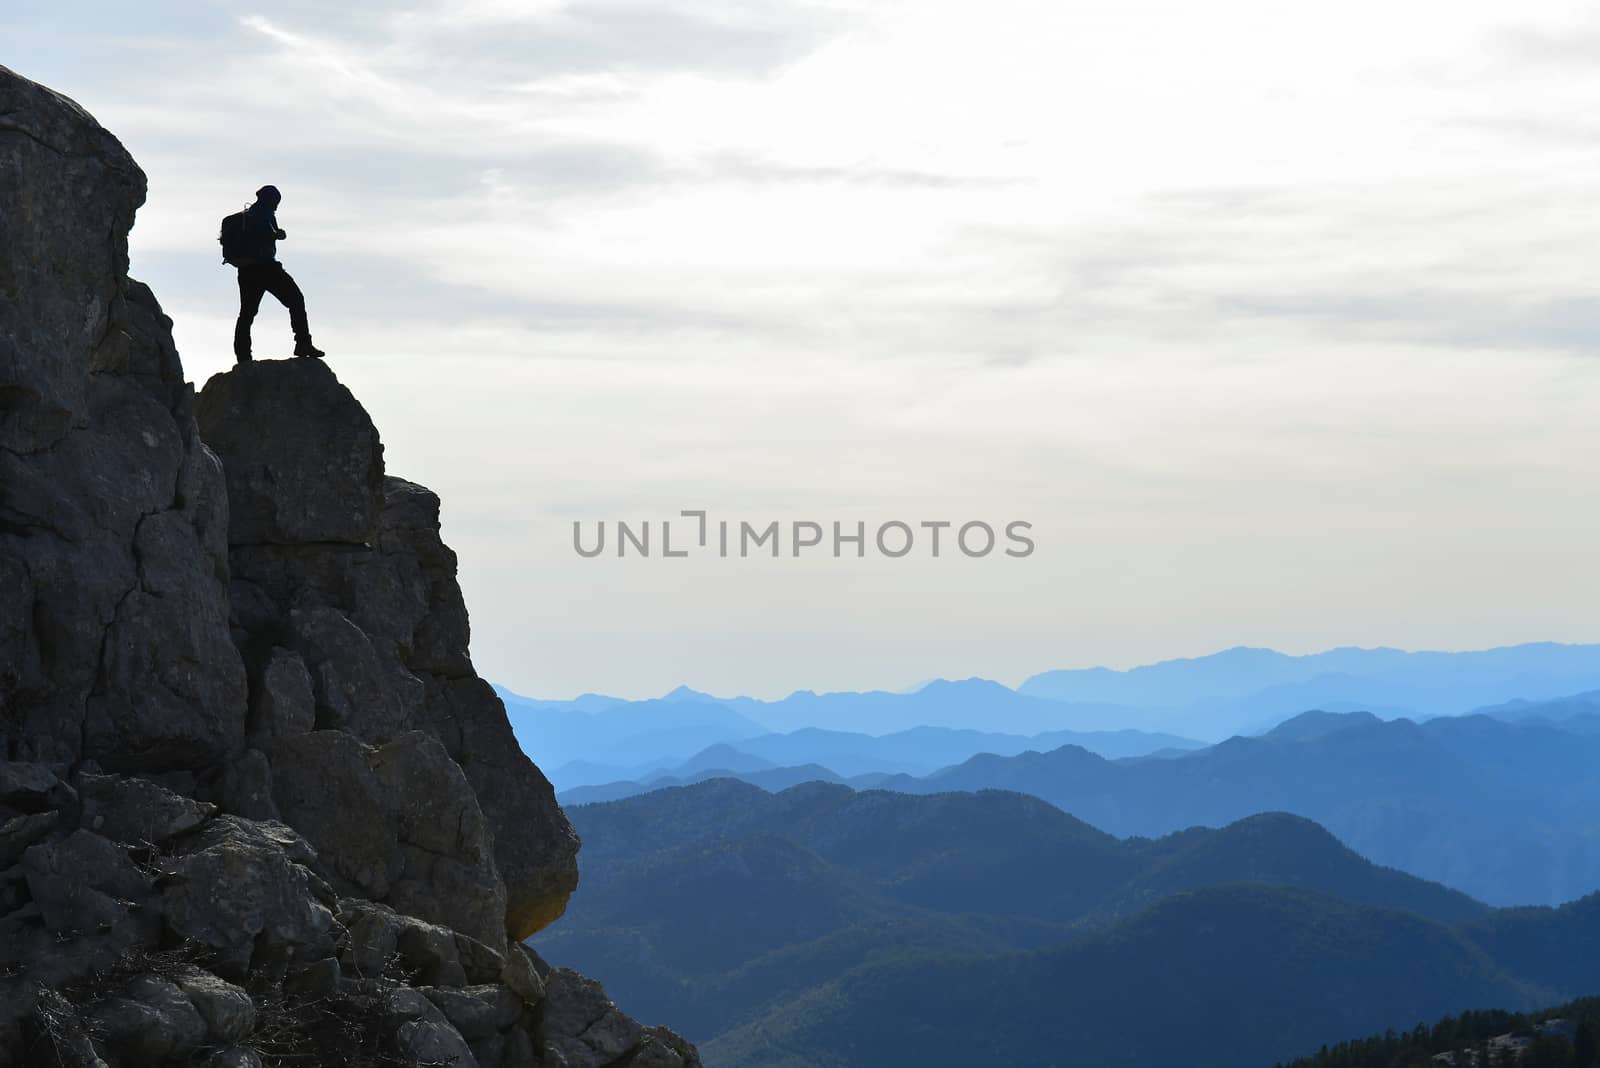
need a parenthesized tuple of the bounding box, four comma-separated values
(0, 63, 698, 1068)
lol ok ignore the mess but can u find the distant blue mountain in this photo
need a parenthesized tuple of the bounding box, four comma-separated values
(672, 743, 777, 777)
(551, 727, 1214, 806)
(657, 685, 729, 704)
(560, 764, 855, 806)
(501, 679, 1188, 788)
(846, 710, 1600, 906)
(562, 709, 1600, 906)
(1474, 688, 1600, 727)
(501, 642, 1600, 785)
(1253, 708, 1384, 742)
(537, 720, 1201, 792)
(492, 687, 631, 714)
(702, 724, 1201, 777)
(740, 677, 1133, 735)
(496, 686, 769, 773)
(1019, 642, 1600, 736)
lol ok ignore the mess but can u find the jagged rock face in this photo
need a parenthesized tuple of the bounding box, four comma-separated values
(196, 359, 581, 943)
(0, 63, 245, 772)
(0, 64, 692, 1068)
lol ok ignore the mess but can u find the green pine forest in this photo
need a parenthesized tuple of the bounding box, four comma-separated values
(1278, 997, 1600, 1068)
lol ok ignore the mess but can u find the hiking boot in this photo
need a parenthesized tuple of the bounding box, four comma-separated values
(293, 340, 325, 359)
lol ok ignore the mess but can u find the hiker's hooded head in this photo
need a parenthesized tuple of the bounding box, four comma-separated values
(255, 185, 282, 208)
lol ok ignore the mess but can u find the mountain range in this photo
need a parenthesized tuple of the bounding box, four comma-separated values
(544, 722, 1202, 797)
(534, 779, 1600, 1068)
(554, 708, 1600, 907)
(497, 678, 1173, 779)
(1018, 643, 1600, 732)
(865, 709, 1600, 906)
(502, 643, 1600, 790)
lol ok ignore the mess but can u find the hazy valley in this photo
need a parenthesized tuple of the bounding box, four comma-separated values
(510, 644, 1600, 1066)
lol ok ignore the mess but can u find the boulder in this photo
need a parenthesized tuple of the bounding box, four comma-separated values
(289, 605, 410, 739)
(0, 763, 75, 811)
(89, 975, 207, 1063)
(174, 968, 257, 1045)
(20, 830, 151, 934)
(268, 730, 507, 948)
(76, 771, 216, 844)
(212, 747, 279, 821)
(396, 918, 470, 988)
(386, 988, 479, 1067)
(500, 943, 546, 1007)
(0, 812, 57, 867)
(337, 899, 404, 979)
(539, 967, 646, 1068)
(373, 731, 506, 947)
(454, 931, 508, 986)
(421, 985, 523, 1041)
(269, 731, 399, 899)
(336, 898, 486, 988)
(160, 815, 335, 978)
(195, 358, 384, 546)
(248, 646, 316, 741)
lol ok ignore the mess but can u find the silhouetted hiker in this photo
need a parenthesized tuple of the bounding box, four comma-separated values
(219, 185, 324, 363)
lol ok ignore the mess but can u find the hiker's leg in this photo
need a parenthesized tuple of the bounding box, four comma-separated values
(234, 267, 268, 362)
(264, 264, 312, 346)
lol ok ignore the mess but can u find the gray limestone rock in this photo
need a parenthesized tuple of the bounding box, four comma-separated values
(160, 815, 334, 978)
(20, 830, 151, 934)
(76, 771, 216, 844)
(539, 967, 646, 1068)
(421, 984, 523, 1041)
(0, 64, 143, 453)
(174, 967, 257, 1044)
(0, 811, 57, 867)
(386, 987, 479, 1067)
(0, 65, 246, 774)
(89, 975, 208, 1063)
(0, 62, 695, 1068)
(0, 762, 75, 811)
(194, 358, 384, 546)
(248, 646, 316, 741)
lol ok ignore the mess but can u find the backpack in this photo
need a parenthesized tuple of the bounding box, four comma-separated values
(218, 207, 252, 265)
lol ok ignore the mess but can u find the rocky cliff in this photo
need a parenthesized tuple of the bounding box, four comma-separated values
(0, 63, 698, 1068)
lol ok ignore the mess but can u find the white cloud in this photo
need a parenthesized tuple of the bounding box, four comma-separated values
(12, 0, 1600, 698)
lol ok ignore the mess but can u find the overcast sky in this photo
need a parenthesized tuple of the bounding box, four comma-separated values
(12, 0, 1600, 698)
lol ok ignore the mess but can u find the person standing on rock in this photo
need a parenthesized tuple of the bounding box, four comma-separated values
(224, 184, 325, 362)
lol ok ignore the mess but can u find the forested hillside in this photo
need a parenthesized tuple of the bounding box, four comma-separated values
(534, 780, 1600, 1067)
